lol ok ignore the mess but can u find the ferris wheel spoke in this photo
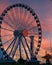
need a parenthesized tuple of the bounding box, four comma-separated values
(20, 7, 23, 19)
(21, 38, 29, 60)
(25, 14, 32, 29)
(28, 31, 38, 36)
(25, 12, 30, 23)
(23, 9, 27, 20)
(9, 38, 17, 55)
(12, 37, 21, 58)
(1, 34, 13, 37)
(9, 9, 18, 28)
(3, 37, 14, 44)
(14, 8, 21, 29)
(14, 8, 19, 20)
(15, 7, 21, 28)
(10, 9, 16, 21)
(12, 8, 19, 28)
(6, 13, 16, 27)
(26, 20, 34, 28)
(1, 27, 14, 32)
(6, 38, 15, 52)
(19, 7, 24, 24)
(28, 26, 37, 31)
(13, 8, 20, 28)
(14, 8, 18, 19)
(3, 19, 15, 30)
(28, 32, 38, 36)
(23, 36, 32, 56)
(22, 9, 28, 23)
(18, 7, 21, 19)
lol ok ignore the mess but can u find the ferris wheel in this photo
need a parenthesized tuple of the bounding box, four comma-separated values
(0, 3, 42, 62)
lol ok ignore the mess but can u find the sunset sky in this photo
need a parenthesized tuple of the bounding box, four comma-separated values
(0, 0, 52, 63)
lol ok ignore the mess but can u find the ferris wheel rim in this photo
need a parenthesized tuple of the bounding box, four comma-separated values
(0, 3, 42, 61)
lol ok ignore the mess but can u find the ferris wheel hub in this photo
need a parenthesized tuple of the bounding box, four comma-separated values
(14, 29, 28, 37)
(14, 30, 22, 37)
